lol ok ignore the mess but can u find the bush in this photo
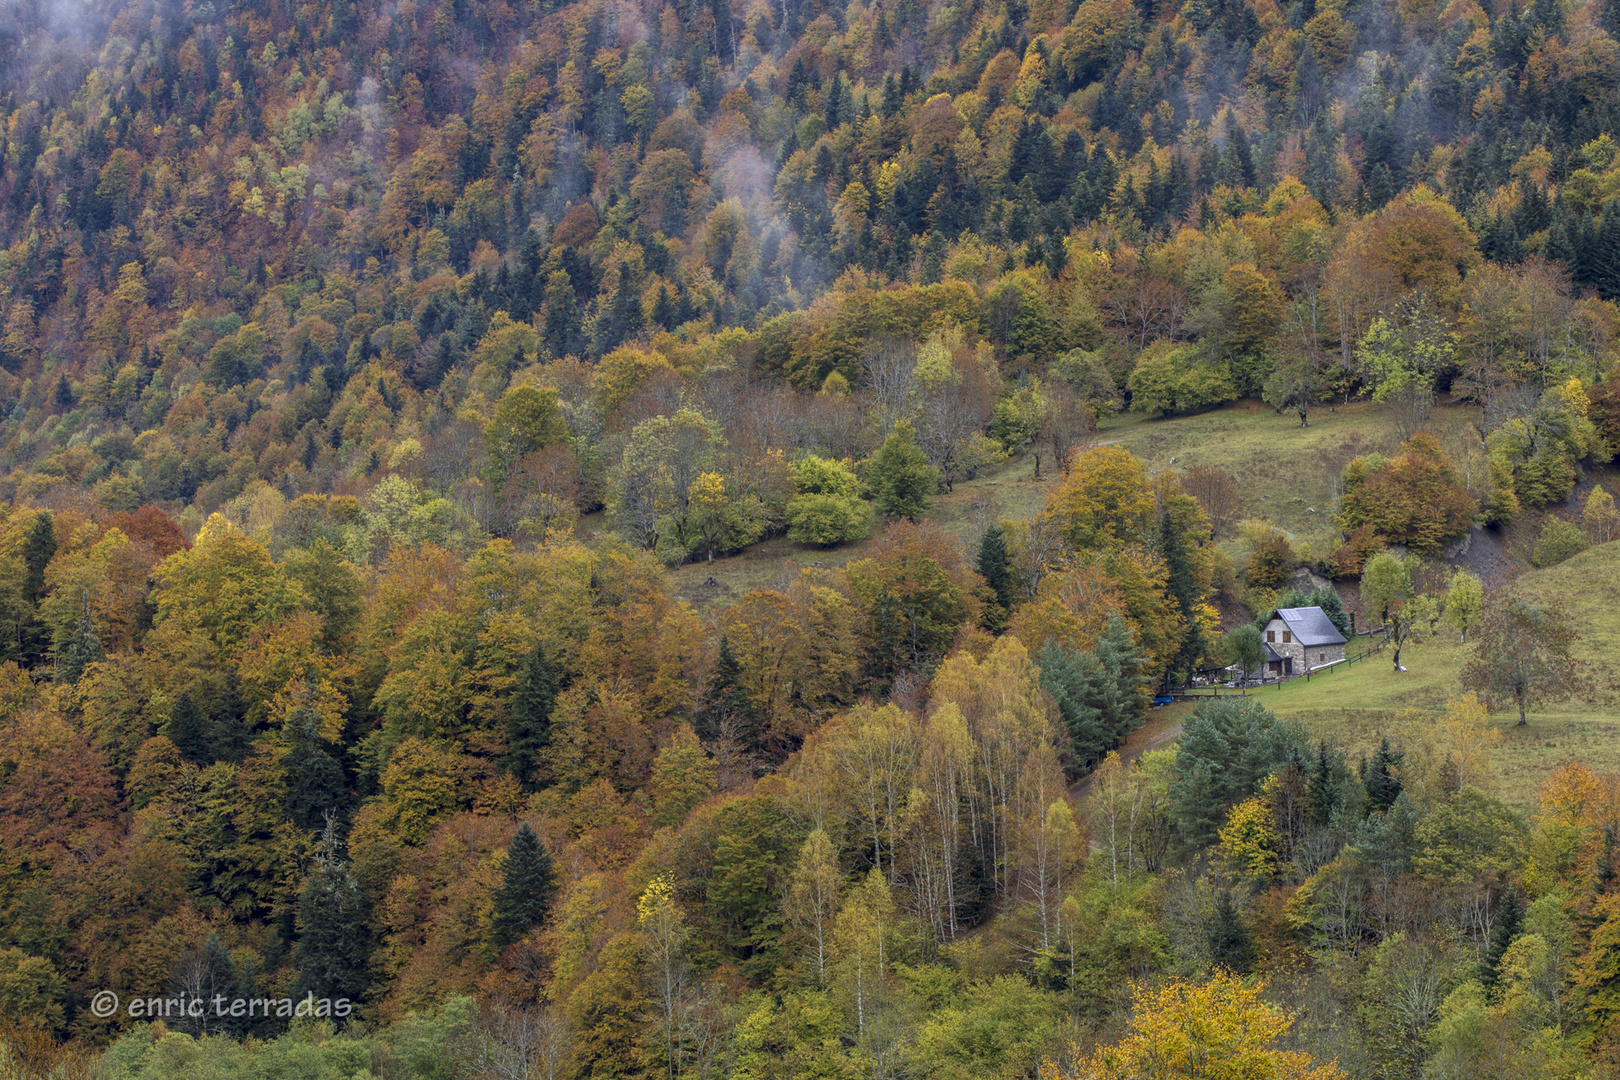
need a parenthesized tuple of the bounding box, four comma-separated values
(1531, 516, 1588, 567)
(786, 492, 873, 545)
(785, 455, 872, 546)
(1245, 530, 1296, 588)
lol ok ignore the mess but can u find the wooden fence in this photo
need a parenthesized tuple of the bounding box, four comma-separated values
(1161, 631, 1389, 702)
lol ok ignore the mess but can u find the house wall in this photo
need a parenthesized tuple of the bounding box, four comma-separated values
(1263, 618, 1346, 671)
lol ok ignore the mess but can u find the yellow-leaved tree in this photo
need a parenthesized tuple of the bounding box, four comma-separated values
(1041, 969, 1348, 1079)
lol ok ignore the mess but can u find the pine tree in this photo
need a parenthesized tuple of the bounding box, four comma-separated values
(975, 525, 1014, 632)
(1208, 890, 1254, 973)
(293, 817, 369, 1005)
(504, 643, 560, 789)
(869, 421, 937, 521)
(168, 692, 210, 764)
(488, 822, 557, 954)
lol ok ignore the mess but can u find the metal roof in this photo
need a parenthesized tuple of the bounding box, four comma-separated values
(1273, 607, 1349, 646)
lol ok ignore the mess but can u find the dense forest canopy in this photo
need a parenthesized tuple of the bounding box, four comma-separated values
(3, 0, 1620, 1073)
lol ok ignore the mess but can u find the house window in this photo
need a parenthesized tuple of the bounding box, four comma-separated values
(1266, 630, 1274, 643)
(1283, 631, 1292, 643)
(1319, 652, 1325, 662)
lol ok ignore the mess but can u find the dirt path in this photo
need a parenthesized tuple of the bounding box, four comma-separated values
(1071, 702, 1191, 852)
(1070, 701, 1192, 803)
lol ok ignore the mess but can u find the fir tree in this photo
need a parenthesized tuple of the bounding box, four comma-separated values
(1363, 737, 1405, 812)
(1158, 511, 1203, 685)
(1307, 740, 1352, 825)
(975, 525, 1014, 632)
(1096, 614, 1148, 744)
(1483, 889, 1523, 992)
(504, 643, 561, 790)
(283, 692, 347, 830)
(210, 672, 254, 763)
(697, 634, 753, 746)
(292, 816, 369, 1005)
(1039, 639, 1110, 776)
(1208, 890, 1254, 973)
(487, 822, 557, 954)
(55, 614, 103, 684)
(168, 692, 210, 764)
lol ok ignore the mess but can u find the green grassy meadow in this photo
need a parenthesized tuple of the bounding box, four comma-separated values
(1098, 398, 1485, 554)
(664, 451, 1057, 608)
(1243, 543, 1620, 805)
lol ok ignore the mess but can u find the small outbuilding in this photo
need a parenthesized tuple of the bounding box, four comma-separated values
(1262, 606, 1349, 673)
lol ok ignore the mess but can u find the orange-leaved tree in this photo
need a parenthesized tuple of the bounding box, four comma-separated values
(1040, 969, 1347, 1080)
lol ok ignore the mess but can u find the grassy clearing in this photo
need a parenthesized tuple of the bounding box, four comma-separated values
(1229, 543, 1620, 805)
(664, 453, 1057, 610)
(1098, 399, 1484, 554)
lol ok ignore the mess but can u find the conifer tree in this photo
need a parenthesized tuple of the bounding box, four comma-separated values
(168, 692, 210, 764)
(488, 822, 558, 954)
(697, 634, 753, 745)
(1363, 737, 1405, 812)
(1038, 639, 1109, 776)
(1096, 614, 1148, 742)
(1483, 889, 1523, 992)
(55, 614, 103, 684)
(1158, 512, 1202, 684)
(293, 816, 369, 1005)
(975, 525, 1014, 632)
(1208, 890, 1253, 973)
(504, 643, 560, 789)
(210, 672, 254, 763)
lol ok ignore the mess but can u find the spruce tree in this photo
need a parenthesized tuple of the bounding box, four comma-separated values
(488, 822, 557, 954)
(168, 692, 210, 764)
(975, 525, 1014, 632)
(504, 643, 560, 789)
(293, 817, 369, 1005)
(869, 421, 937, 521)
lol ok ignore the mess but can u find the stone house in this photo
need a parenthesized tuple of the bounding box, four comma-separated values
(1262, 606, 1349, 675)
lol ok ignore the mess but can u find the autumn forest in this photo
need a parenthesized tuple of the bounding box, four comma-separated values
(2, 0, 1620, 1071)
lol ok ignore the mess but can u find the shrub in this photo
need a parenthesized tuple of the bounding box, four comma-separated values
(1531, 516, 1588, 567)
(784, 455, 872, 546)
